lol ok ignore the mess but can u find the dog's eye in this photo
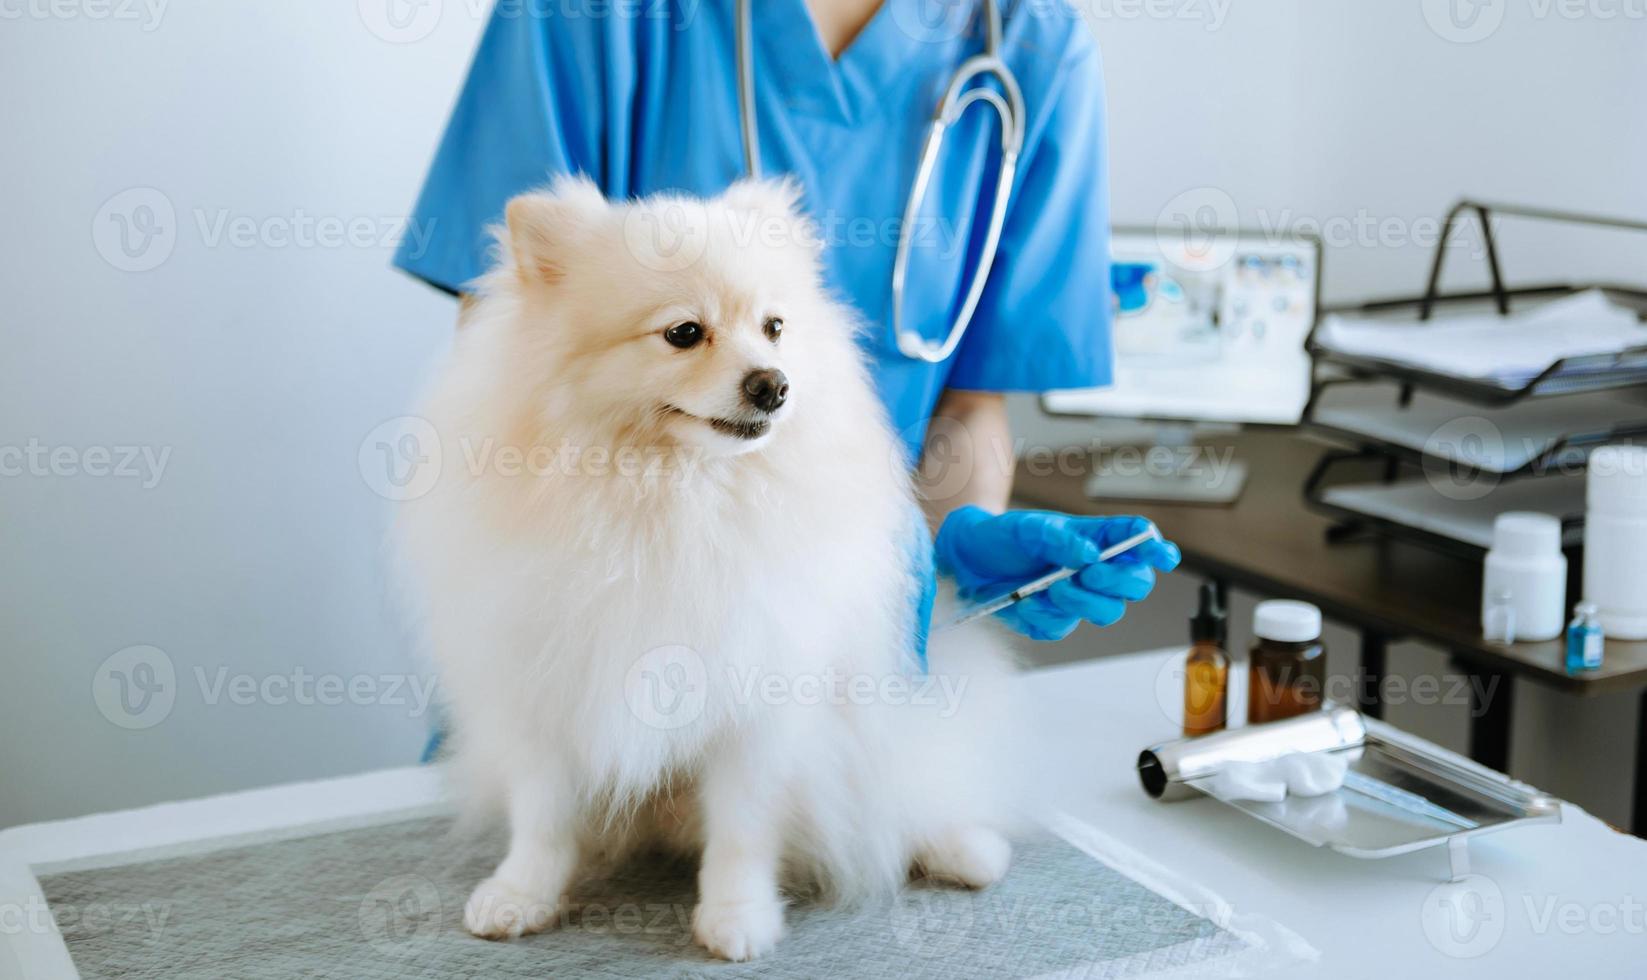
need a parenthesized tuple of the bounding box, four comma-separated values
(763, 317, 783, 343)
(664, 322, 704, 349)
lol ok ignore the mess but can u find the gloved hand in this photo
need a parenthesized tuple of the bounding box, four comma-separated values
(934, 507, 1181, 641)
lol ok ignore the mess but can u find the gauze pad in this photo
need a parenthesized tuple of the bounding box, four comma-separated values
(1204, 752, 1349, 803)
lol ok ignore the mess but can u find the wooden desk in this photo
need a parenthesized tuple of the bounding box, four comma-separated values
(1012, 428, 1647, 833)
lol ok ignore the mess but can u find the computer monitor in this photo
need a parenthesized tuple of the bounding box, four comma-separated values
(1041, 228, 1321, 502)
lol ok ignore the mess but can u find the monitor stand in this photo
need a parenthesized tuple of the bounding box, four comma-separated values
(1083, 423, 1248, 505)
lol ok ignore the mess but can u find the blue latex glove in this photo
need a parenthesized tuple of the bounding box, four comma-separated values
(934, 507, 1182, 641)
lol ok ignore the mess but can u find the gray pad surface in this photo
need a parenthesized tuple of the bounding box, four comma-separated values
(41, 816, 1246, 979)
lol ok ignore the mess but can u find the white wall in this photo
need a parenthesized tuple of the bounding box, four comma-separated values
(1095, 0, 1647, 304)
(2, 2, 1643, 828)
(0, 3, 489, 827)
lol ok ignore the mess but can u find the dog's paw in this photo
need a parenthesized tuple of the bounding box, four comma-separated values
(692, 898, 785, 961)
(463, 876, 558, 940)
(916, 827, 1012, 889)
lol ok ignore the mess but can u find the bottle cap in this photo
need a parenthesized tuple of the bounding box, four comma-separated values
(1490, 511, 1562, 558)
(1575, 600, 1600, 617)
(1587, 445, 1647, 516)
(1189, 581, 1226, 644)
(1254, 600, 1321, 643)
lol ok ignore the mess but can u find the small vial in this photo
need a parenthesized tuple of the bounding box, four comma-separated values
(1483, 589, 1517, 644)
(1566, 601, 1605, 673)
(1183, 583, 1230, 736)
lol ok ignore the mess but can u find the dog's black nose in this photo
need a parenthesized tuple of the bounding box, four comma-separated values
(741, 368, 789, 414)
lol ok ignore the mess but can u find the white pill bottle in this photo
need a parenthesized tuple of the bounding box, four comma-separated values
(1584, 445, 1647, 640)
(1482, 512, 1567, 642)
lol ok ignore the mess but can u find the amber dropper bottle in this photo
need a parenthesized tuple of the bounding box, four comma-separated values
(1183, 582, 1230, 736)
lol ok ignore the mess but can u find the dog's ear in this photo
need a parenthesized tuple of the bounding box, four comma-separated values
(505, 176, 607, 283)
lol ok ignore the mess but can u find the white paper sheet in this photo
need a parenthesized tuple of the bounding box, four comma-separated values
(1316, 290, 1647, 384)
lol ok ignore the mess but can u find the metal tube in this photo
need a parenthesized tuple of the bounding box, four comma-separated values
(1138, 705, 1367, 802)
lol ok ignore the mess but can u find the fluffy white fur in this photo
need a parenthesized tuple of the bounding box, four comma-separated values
(398, 177, 1026, 961)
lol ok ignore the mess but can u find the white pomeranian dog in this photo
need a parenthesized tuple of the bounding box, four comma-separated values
(398, 177, 1028, 961)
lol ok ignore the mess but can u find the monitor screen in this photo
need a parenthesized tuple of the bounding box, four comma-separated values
(1042, 229, 1320, 425)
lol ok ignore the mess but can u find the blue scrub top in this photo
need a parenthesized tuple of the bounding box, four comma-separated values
(393, 0, 1114, 461)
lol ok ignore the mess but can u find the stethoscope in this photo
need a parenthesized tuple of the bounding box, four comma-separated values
(734, 0, 1026, 364)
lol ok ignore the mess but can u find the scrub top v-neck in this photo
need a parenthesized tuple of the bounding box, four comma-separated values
(394, 0, 1115, 462)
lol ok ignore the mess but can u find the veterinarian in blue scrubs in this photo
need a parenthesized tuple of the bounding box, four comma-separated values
(394, 0, 1179, 644)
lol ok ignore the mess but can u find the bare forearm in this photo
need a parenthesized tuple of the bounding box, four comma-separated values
(916, 389, 1013, 530)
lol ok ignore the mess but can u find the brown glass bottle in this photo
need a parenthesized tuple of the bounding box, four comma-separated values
(1248, 600, 1326, 725)
(1183, 582, 1229, 736)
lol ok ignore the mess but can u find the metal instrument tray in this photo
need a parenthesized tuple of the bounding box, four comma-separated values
(1142, 710, 1561, 880)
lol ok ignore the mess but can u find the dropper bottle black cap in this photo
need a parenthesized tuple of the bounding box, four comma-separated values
(1189, 581, 1227, 646)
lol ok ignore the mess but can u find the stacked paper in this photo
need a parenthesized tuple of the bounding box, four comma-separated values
(1316, 290, 1647, 387)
